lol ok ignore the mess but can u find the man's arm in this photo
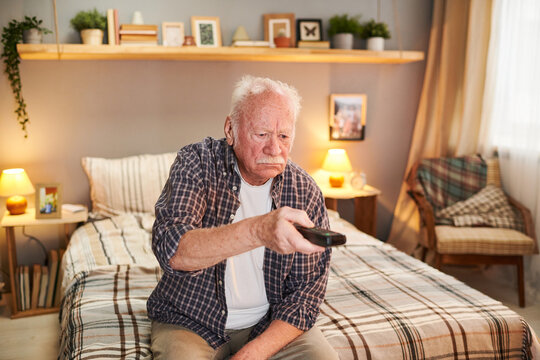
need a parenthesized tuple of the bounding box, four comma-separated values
(230, 320, 303, 360)
(170, 206, 324, 271)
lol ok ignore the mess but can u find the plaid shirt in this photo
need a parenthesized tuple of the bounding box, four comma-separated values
(147, 137, 331, 349)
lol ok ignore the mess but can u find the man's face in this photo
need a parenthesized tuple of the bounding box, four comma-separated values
(225, 93, 295, 186)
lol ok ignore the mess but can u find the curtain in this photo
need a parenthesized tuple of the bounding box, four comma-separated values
(387, 0, 492, 253)
(478, 0, 540, 301)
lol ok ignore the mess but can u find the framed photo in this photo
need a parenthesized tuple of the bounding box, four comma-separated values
(191, 16, 222, 47)
(296, 19, 322, 42)
(35, 183, 62, 219)
(263, 13, 296, 47)
(329, 94, 367, 141)
(162, 22, 185, 47)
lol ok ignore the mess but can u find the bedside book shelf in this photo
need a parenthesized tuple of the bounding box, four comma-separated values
(1, 207, 88, 319)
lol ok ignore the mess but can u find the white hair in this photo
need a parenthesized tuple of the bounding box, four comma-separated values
(228, 76, 302, 141)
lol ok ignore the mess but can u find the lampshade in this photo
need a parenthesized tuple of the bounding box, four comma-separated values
(322, 149, 352, 188)
(322, 149, 352, 172)
(0, 168, 35, 215)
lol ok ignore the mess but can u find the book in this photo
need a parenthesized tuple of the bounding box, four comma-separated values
(119, 29, 158, 35)
(53, 249, 65, 307)
(107, 9, 116, 45)
(119, 42, 159, 47)
(23, 265, 30, 311)
(231, 40, 271, 48)
(120, 34, 158, 41)
(38, 266, 49, 308)
(114, 9, 120, 45)
(31, 264, 41, 309)
(15, 266, 22, 311)
(297, 41, 330, 49)
(120, 24, 158, 31)
(45, 249, 59, 308)
(63, 204, 86, 213)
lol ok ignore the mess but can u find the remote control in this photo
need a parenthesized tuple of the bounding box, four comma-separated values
(294, 225, 347, 247)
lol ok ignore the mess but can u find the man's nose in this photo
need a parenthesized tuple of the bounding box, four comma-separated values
(265, 135, 282, 155)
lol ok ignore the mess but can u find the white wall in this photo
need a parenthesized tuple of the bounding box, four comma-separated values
(0, 0, 431, 274)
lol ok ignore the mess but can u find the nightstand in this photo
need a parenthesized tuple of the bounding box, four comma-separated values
(318, 184, 381, 237)
(1, 207, 88, 318)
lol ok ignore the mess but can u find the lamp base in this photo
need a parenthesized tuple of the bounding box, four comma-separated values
(6, 195, 27, 215)
(329, 174, 345, 188)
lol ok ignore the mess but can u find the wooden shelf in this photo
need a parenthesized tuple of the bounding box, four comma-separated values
(17, 44, 424, 64)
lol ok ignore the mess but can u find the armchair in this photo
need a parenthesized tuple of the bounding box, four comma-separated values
(407, 154, 538, 307)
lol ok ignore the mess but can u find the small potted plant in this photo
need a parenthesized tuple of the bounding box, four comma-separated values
(274, 29, 290, 48)
(70, 8, 107, 45)
(1, 16, 51, 137)
(327, 14, 362, 50)
(20, 16, 52, 44)
(360, 19, 391, 51)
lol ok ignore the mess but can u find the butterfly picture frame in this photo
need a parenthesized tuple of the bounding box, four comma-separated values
(296, 19, 322, 42)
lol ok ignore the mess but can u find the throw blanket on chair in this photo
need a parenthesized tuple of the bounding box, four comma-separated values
(435, 185, 524, 231)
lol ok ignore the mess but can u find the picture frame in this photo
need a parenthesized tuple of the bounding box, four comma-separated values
(329, 94, 367, 141)
(191, 16, 222, 47)
(263, 13, 296, 47)
(296, 19, 323, 42)
(35, 183, 63, 219)
(162, 22, 185, 47)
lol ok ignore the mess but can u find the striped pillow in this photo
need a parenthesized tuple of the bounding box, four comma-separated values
(82, 152, 177, 216)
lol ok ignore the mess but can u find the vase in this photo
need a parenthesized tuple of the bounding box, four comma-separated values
(81, 29, 104, 45)
(22, 29, 42, 44)
(274, 36, 290, 48)
(367, 37, 384, 51)
(332, 33, 354, 50)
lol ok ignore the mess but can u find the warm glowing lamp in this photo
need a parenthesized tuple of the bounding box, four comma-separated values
(322, 149, 353, 188)
(0, 168, 35, 215)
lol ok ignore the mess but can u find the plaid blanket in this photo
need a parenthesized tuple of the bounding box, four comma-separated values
(413, 155, 487, 214)
(59, 214, 538, 359)
(436, 185, 524, 231)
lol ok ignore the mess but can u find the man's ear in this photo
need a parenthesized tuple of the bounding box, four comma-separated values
(224, 116, 234, 146)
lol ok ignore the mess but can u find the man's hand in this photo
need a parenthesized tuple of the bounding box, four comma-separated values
(230, 320, 303, 360)
(251, 207, 325, 255)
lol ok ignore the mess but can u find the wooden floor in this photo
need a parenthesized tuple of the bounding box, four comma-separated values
(0, 265, 538, 359)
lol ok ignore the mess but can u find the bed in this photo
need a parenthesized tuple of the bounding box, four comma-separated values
(58, 152, 540, 359)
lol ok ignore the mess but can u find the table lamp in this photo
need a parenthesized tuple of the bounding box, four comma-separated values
(322, 149, 352, 188)
(0, 168, 35, 215)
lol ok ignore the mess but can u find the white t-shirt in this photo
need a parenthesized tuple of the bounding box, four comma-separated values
(224, 171, 273, 330)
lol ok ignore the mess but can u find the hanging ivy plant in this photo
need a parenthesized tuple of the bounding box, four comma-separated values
(1, 16, 51, 138)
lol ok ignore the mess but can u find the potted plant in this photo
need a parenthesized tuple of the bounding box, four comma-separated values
(327, 14, 362, 50)
(70, 8, 107, 45)
(274, 29, 290, 48)
(360, 19, 391, 51)
(20, 16, 52, 44)
(1, 16, 51, 137)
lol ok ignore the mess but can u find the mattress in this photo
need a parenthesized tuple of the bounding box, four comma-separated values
(58, 213, 539, 359)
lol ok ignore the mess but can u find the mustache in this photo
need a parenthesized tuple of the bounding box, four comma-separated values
(256, 157, 285, 164)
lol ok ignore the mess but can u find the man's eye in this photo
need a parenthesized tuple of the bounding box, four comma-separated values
(258, 133, 267, 138)
(279, 134, 290, 140)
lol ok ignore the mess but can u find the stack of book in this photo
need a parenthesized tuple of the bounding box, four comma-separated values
(297, 41, 330, 49)
(16, 248, 64, 311)
(119, 24, 159, 46)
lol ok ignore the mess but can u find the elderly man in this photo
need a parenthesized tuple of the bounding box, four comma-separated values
(147, 76, 338, 360)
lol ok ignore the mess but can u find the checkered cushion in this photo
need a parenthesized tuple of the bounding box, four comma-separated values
(436, 185, 524, 231)
(435, 226, 535, 255)
(415, 155, 487, 212)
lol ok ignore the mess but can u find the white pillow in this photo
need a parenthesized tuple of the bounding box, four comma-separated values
(81, 152, 177, 216)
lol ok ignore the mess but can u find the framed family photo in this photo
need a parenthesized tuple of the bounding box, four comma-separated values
(191, 16, 222, 47)
(35, 183, 62, 219)
(263, 13, 296, 47)
(296, 19, 323, 42)
(162, 22, 185, 47)
(329, 94, 367, 141)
